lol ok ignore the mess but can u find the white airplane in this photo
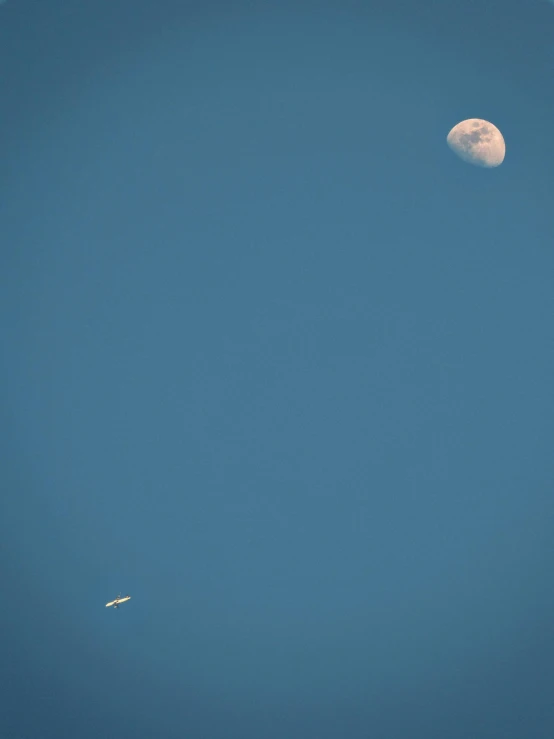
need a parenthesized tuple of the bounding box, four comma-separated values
(105, 593, 131, 609)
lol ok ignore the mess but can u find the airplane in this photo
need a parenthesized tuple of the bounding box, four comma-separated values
(105, 593, 131, 609)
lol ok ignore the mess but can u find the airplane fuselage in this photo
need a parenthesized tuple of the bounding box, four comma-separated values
(106, 595, 131, 608)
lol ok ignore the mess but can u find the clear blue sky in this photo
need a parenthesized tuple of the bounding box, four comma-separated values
(1, 1, 553, 738)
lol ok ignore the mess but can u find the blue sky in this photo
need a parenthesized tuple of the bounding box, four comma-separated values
(1, 1, 553, 738)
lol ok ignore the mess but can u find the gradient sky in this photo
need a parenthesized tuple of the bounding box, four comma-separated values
(1, 1, 553, 738)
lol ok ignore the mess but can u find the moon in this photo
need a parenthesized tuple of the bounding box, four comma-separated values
(446, 119, 505, 168)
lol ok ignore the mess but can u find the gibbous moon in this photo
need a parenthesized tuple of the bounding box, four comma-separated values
(446, 119, 505, 168)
